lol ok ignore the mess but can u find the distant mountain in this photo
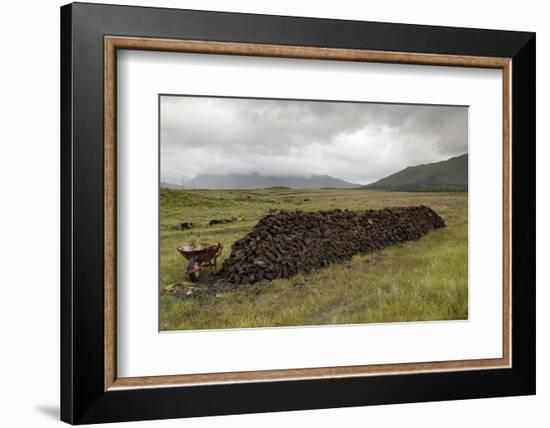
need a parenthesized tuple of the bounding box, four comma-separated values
(160, 181, 183, 189)
(364, 154, 468, 192)
(190, 172, 359, 189)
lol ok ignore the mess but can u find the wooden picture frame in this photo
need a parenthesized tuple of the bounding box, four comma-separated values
(61, 2, 535, 424)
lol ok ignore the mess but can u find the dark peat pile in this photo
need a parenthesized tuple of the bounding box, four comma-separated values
(221, 206, 445, 285)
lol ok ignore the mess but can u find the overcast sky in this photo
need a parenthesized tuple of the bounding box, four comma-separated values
(160, 95, 468, 185)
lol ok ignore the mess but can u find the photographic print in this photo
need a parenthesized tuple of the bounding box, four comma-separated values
(159, 95, 468, 331)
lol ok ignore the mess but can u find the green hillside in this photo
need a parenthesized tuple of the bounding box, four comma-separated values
(365, 154, 468, 192)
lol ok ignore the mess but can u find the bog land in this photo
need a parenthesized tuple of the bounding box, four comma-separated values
(160, 187, 467, 331)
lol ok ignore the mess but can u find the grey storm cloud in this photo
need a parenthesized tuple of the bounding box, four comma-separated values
(160, 95, 468, 185)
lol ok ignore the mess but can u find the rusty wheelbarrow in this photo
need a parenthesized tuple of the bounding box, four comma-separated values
(176, 238, 227, 281)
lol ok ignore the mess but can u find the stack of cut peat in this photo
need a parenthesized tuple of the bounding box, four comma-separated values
(221, 206, 445, 285)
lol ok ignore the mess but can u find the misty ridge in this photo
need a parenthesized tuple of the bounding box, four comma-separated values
(161, 153, 468, 191)
(167, 172, 358, 190)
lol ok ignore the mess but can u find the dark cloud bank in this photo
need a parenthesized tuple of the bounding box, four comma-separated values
(160, 95, 468, 186)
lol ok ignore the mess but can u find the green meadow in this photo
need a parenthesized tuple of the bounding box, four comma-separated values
(160, 187, 468, 331)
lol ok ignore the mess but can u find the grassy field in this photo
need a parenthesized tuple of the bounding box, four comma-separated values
(160, 188, 467, 331)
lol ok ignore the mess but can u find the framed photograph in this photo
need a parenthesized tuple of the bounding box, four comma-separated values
(61, 2, 535, 424)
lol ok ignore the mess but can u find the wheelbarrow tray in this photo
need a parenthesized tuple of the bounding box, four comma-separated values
(177, 243, 222, 263)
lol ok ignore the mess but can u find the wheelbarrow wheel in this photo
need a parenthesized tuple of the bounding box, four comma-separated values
(187, 257, 201, 282)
